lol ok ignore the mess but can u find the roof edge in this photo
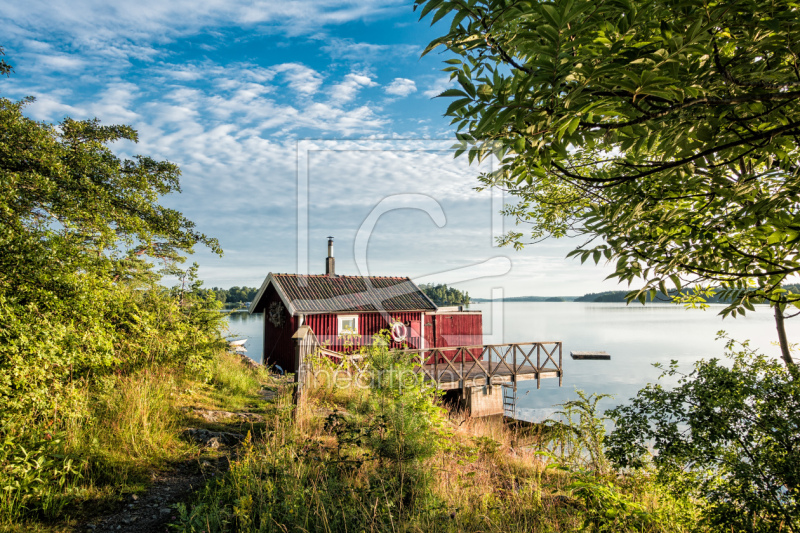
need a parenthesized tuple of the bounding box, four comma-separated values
(248, 273, 297, 316)
(410, 278, 439, 311)
(251, 273, 437, 314)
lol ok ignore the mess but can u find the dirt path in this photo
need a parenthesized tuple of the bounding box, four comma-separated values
(83, 454, 230, 533)
(80, 359, 286, 532)
(80, 405, 271, 532)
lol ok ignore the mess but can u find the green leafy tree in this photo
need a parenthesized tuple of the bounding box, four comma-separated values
(419, 283, 471, 306)
(0, 47, 11, 78)
(416, 0, 800, 366)
(0, 63, 223, 421)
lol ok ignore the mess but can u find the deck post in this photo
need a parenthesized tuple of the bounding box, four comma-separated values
(433, 348, 438, 389)
(291, 325, 312, 421)
(559, 342, 563, 386)
(486, 346, 491, 389)
(513, 345, 517, 375)
(513, 345, 518, 389)
(537, 343, 541, 390)
(293, 336, 304, 418)
(461, 353, 465, 394)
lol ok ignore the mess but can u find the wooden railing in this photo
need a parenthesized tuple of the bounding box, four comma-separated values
(396, 342, 563, 391)
(292, 325, 562, 396)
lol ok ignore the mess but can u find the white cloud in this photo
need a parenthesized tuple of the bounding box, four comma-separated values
(423, 76, 454, 98)
(1, 0, 409, 60)
(321, 38, 418, 62)
(329, 73, 377, 105)
(274, 63, 324, 96)
(384, 78, 416, 97)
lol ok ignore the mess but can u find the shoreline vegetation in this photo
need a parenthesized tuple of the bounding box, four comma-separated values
(174, 337, 702, 533)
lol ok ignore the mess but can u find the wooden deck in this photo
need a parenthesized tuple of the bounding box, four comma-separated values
(418, 360, 561, 390)
(293, 326, 563, 393)
(397, 342, 563, 391)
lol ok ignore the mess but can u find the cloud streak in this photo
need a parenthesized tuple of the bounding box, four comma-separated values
(385, 78, 416, 97)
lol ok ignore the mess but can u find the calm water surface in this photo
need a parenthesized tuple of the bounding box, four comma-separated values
(225, 302, 791, 422)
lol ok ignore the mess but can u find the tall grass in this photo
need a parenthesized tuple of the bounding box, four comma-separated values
(177, 387, 700, 533)
(176, 342, 702, 533)
(93, 370, 185, 460)
(0, 350, 268, 530)
(212, 352, 263, 397)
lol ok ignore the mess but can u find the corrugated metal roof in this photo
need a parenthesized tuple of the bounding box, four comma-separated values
(251, 274, 437, 314)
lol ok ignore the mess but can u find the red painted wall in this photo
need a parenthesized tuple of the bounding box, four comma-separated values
(305, 311, 423, 353)
(265, 301, 483, 373)
(424, 312, 483, 364)
(262, 285, 297, 372)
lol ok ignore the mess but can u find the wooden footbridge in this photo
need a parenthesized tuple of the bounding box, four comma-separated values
(292, 326, 563, 416)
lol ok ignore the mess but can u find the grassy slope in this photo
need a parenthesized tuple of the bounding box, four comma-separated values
(1, 351, 273, 533)
(176, 383, 702, 533)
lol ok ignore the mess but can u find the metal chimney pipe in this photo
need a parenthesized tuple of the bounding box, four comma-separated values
(326, 236, 335, 276)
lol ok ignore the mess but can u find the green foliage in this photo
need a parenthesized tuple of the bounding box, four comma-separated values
(419, 283, 471, 307)
(0, 47, 11, 77)
(568, 474, 680, 533)
(208, 286, 259, 307)
(416, 0, 800, 330)
(0, 429, 83, 521)
(0, 57, 227, 525)
(545, 391, 613, 475)
(0, 90, 226, 423)
(606, 336, 800, 532)
(533, 392, 698, 532)
(212, 351, 264, 397)
(360, 333, 448, 466)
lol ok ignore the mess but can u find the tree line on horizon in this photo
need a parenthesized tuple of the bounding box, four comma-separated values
(574, 284, 800, 303)
(417, 283, 471, 307)
(208, 286, 259, 306)
(210, 283, 471, 309)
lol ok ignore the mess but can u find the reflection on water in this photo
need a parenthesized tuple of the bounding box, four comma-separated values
(225, 303, 790, 422)
(224, 311, 264, 364)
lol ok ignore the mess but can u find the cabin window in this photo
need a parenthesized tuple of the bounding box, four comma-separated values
(337, 315, 359, 335)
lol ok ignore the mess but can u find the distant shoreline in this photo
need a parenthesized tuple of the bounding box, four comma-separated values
(471, 296, 580, 303)
(472, 285, 799, 304)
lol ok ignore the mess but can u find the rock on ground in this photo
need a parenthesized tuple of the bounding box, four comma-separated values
(181, 428, 245, 448)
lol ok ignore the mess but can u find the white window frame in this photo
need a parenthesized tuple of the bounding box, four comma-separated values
(337, 314, 359, 335)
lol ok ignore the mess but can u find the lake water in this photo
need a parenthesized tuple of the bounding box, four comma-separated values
(225, 302, 790, 422)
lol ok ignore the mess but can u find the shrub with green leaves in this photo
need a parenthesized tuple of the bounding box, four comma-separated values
(0, 53, 226, 524)
(606, 335, 799, 532)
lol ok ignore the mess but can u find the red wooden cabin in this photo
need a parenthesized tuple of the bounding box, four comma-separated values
(248, 239, 483, 372)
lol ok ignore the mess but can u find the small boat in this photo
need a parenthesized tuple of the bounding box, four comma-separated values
(228, 339, 247, 346)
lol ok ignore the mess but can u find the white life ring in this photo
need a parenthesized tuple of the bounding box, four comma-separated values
(390, 321, 407, 342)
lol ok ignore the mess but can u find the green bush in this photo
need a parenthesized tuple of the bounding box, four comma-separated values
(0, 69, 226, 525)
(606, 335, 800, 532)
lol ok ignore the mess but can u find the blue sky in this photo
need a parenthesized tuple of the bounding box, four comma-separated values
(1, 0, 622, 298)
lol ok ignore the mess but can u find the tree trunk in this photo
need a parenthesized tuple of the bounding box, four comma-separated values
(774, 303, 796, 369)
